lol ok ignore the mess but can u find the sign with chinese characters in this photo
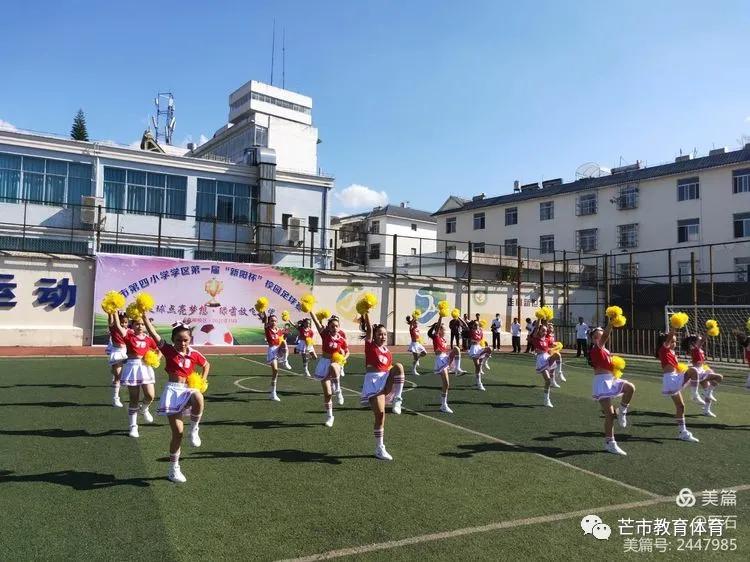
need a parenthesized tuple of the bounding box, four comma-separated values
(92, 254, 313, 346)
(0, 274, 77, 310)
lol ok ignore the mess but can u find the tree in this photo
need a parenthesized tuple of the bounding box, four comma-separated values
(70, 109, 89, 141)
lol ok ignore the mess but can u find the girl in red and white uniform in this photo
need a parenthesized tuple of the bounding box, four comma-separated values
(144, 317, 210, 483)
(656, 332, 704, 443)
(261, 312, 290, 402)
(427, 316, 461, 413)
(360, 311, 406, 460)
(406, 315, 427, 376)
(547, 324, 566, 385)
(310, 313, 347, 426)
(294, 318, 317, 378)
(113, 313, 158, 438)
(682, 335, 723, 417)
(589, 325, 635, 456)
(465, 319, 491, 391)
(530, 322, 558, 407)
(106, 311, 130, 408)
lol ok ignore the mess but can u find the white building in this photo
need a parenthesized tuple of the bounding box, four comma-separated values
(0, 80, 334, 265)
(433, 146, 750, 284)
(331, 204, 437, 272)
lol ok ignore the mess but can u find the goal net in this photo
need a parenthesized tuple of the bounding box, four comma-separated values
(664, 305, 750, 364)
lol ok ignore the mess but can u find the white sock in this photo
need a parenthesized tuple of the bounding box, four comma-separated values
(374, 428, 384, 448)
(170, 449, 180, 467)
(190, 414, 201, 430)
(331, 379, 340, 394)
(128, 408, 138, 427)
(476, 374, 483, 385)
(393, 375, 405, 400)
(619, 403, 629, 413)
(325, 400, 333, 417)
(441, 393, 448, 406)
(112, 381, 120, 397)
(677, 417, 687, 433)
(271, 380, 277, 393)
(455, 356, 462, 371)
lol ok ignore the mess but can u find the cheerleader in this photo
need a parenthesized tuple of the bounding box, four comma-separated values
(682, 335, 723, 417)
(360, 311, 406, 460)
(736, 331, 750, 389)
(427, 316, 460, 413)
(548, 324, 566, 384)
(406, 315, 427, 376)
(466, 319, 491, 391)
(310, 313, 347, 426)
(294, 318, 317, 377)
(656, 332, 704, 443)
(337, 328, 350, 379)
(589, 325, 635, 456)
(106, 312, 129, 407)
(143, 317, 210, 483)
(260, 311, 290, 402)
(530, 321, 558, 407)
(112, 313, 158, 437)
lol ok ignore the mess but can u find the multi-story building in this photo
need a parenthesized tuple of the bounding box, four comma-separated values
(432, 145, 750, 283)
(0, 80, 334, 265)
(331, 204, 437, 272)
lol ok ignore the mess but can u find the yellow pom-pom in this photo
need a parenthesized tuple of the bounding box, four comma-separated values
(611, 355, 626, 371)
(451, 308, 460, 319)
(281, 310, 290, 322)
(125, 302, 143, 321)
(363, 292, 378, 308)
(355, 300, 369, 315)
(305, 337, 313, 346)
(705, 319, 718, 329)
(316, 309, 331, 323)
(101, 290, 126, 314)
(542, 306, 554, 321)
(135, 292, 155, 313)
(605, 306, 623, 319)
(300, 300, 313, 313)
(670, 312, 689, 329)
(676, 362, 688, 374)
(611, 314, 627, 328)
(142, 349, 160, 368)
(613, 369, 623, 379)
(439, 307, 449, 318)
(551, 341, 563, 353)
(186, 372, 208, 393)
(331, 351, 346, 366)
(478, 319, 488, 329)
(255, 297, 269, 313)
(412, 309, 421, 319)
(535, 309, 544, 320)
(707, 326, 720, 337)
(746, 317, 750, 332)
(300, 293, 315, 305)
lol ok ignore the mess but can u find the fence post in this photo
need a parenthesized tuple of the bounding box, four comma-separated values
(668, 248, 673, 305)
(444, 241, 448, 278)
(629, 251, 635, 326)
(391, 234, 398, 346)
(467, 244, 473, 317)
(539, 263, 545, 306)
(21, 200, 28, 251)
(333, 229, 338, 270)
(419, 237, 422, 276)
(691, 251, 698, 332)
(157, 213, 163, 256)
(212, 217, 217, 260)
(709, 244, 714, 306)
(604, 253, 610, 305)
(310, 229, 315, 268)
(595, 255, 600, 327)
(562, 250, 569, 326)
(516, 245, 522, 325)
(95, 205, 102, 253)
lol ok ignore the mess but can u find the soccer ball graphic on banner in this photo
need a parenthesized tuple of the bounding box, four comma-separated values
(191, 323, 234, 346)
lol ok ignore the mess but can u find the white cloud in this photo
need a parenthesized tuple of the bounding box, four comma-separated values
(333, 184, 389, 212)
(745, 116, 750, 123)
(0, 119, 18, 132)
(178, 133, 209, 148)
(198, 134, 209, 147)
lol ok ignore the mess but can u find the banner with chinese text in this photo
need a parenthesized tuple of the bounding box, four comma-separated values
(92, 254, 314, 345)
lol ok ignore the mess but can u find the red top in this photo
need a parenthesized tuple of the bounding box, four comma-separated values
(470, 328, 483, 343)
(365, 340, 393, 372)
(321, 330, 346, 355)
(746, 348, 750, 365)
(299, 327, 314, 341)
(531, 335, 549, 353)
(265, 326, 283, 346)
(589, 344, 613, 373)
(690, 347, 705, 364)
(658, 346, 679, 369)
(110, 325, 129, 347)
(546, 334, 555, 347)
(161, 344, 207, 378)
(431, 334, 448, 353)
(409, 324, 420, 343)
(125, 332, 157, 358)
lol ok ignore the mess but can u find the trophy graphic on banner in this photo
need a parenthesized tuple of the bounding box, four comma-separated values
(204, 278, 223, 307)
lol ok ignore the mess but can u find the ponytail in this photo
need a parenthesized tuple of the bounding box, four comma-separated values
(427, 322, 438, 339)
(655, 332, 668, 357)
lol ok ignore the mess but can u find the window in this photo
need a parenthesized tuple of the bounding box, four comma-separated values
(617, 184, 639, 209)
(104, 167, 186, 219)
(370, 220, 380, 234)
(539, 201, 554, 221)
(369, 243, 381, 260)
(0, 151, 92, 206)
(411, 223, 417, 231)
(677, 218, 700, 243)
(735, 257, 750, 281)
(473, 212, 485, 230)
(540, 235, 554, 254)
(282, 213, 292, 229)
(504, 238, 518, 257)
(472, 242, 485, 254)
(733, 168, 750, 193)
(196, 178, 256, 223)
(677, 177, 700, 201)
(576, 193, 597, 215)
(677, 260, 699, 283)
(734, 212, 750, 238)
(505, 207, 518, 225)
(576, 228, 598, 252)
(617, 223, 639, 248)
(446, 217, 456, 234)
(308, 216, 319, 233)
(617, 263, 639, 282)
(411, 248, 417, 256)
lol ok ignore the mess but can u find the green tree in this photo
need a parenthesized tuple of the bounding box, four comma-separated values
(70, 109, 89, 141)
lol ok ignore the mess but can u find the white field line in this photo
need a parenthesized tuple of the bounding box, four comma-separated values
(236, 356, 660, 498)
(277, 484, 750, 562)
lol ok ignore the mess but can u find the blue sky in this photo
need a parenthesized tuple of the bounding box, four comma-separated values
(1, 0, 749, 214)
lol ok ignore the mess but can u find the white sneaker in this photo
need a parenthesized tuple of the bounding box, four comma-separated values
(269, 391, 281, 402)
(476, 382, 486, 392)
(691, 392, 706, 405)
(112, 395, 123, 408)
(702, 409, 717, 418)
(707, 389, 717, 402)
(304, 369, 312, 378)
(392, 398, 402, 415)
(543, 396, 554, 408)
(375, 446, 393, 461)
(617, 406, 628, 428)
(189, 428, 202, 447)
(128, 425, 139, 438)
(605, 440, 627, 456)
(337, 391, 344, 406)
(168, 465, 187, 483)
(412, 368, 420, 376)
(324, 415, 335, 428)
(679, 430, 700, 443)
(550, 379, 561, 389)
(484, 362, 491, 371)
(558, 371, 567, 382)
(340, 368, 346, 377)
(140, 406, 154, 423)
(457, 368, 468, 375)
(440, 403, 454, 414)
(283, 361, 292, 370)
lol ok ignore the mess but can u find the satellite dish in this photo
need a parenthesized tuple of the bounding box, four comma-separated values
(575, 162, 611, 180)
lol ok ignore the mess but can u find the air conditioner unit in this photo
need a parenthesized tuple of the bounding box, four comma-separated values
(80, 196, 105, 227)
(288, 217, 303, 246)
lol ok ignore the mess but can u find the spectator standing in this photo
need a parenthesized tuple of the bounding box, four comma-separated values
(461, 314, 470, 351)
(524, 318, 534, 353)
(449, 316, 461, 349)
(491, 314, 502, 350)
(575, 317, 590, 358)
(511, 318, 522, 352)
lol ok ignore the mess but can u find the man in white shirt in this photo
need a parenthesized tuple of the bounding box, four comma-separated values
(491, 314, 502, 350)
(575, 317, 589, 358)
(511, 318, 522, 353)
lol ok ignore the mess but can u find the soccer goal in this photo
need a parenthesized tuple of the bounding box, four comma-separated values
(664, 305, 750, 364)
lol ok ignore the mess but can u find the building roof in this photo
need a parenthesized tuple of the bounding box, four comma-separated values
(368, 204, 436, 223)
(432, 144, 750, 216)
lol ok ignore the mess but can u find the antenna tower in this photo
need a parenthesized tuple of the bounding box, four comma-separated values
(151, 92, 175, 145)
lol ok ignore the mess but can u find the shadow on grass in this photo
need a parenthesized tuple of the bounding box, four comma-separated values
(200, 419, 320, 430)
(0, 470, 157, 489)
(0, 383, 88, 389)
(440, 441, 603, 460)
(447, 400, 541, 409)
(184, 449, 371, 465)
(0, 428, 125, 439)
(532, 430, 664, 445)
(0, 401, 114, 408)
